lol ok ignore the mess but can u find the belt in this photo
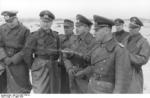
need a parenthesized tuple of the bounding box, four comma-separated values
(35, 55, 56, 60)
(4, 47, 20, 57)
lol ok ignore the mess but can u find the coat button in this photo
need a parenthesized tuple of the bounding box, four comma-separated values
(103, 60, 106, 62)
(100, 67, 104, 71)
(99, 74, 102, 78)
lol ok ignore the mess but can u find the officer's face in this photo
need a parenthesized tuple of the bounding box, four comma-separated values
(76, 25, 86, 35)
(94, 27, 108, 41)
(64, 26, 74, 35)
(129, 27, 140, 35)
(3, 15, 10, 21)
(40, 20, 53, 30)
(6, 18, 19, 28)
(128, 23, 140, 35)
(115, 24, 123, 31)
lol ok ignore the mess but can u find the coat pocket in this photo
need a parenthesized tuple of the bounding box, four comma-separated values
(128, 68, 143, 93)
(88, 77, 114, 93)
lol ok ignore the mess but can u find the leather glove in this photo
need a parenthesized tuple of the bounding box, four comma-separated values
(68, 66, 79, 77)
(75, 70, 85, 78)
(68, 68, 76, 77)
(75, 66, 92, 78)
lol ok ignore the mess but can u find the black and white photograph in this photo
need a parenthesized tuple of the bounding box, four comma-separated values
(0, 0, 150, 96)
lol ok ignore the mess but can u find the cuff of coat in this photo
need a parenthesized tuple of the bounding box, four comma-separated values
(11, 51, 24, 64)
(63, 59, 73, 71)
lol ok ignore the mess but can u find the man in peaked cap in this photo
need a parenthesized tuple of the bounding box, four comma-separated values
(39, 10, 55, 21)
(113, 18, 129, 45)
(76, 14, 93, 25)
(75, 14, 93, 35)
(62, 14, 95, 93)
(59, 19, 75, 93)
(60, 19, 75, 50)
(0, 11, 31, 93)
(128, 17, 144, 37)
(0, 11, 17, 93)
(23, 10, 61, 93)
(63, 19, 74, 36)
(129, 17, 143, 28)
(74, 15, 132, 93)
(1, 11, 17, 16)
(126, 17, 150, 93)
(39, 10, 55, 30)
(1, 11, 18, 23)
(93, 15, 114, 41)
(1, 11, 20, 29)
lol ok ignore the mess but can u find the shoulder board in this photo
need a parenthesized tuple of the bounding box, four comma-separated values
(19, 24, 30, 33)
(0, 23, 6, 26)
(30, 30, 40, 38)
(0, 23, 7, 29)
(20, 23, 29, 30)
(136, 37, 147, 47)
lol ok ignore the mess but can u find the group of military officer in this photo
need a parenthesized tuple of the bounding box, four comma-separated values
(0, 10, 150, 94)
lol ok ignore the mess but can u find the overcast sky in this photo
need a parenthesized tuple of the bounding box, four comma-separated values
(0, 0, 150, 19)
